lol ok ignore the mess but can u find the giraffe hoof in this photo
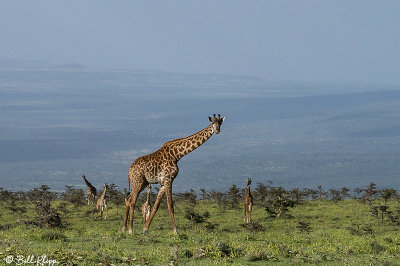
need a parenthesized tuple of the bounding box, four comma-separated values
(121, 226, 126, 232)
(128, 229, 133, 235)
(143, 228, 148, 234)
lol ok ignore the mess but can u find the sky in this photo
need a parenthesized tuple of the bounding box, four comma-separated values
(1, 1, 399, 85)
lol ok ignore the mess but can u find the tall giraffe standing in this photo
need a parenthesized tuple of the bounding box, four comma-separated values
(122, 114, 225, 234)
(244, 178, 253, 223)
(141, 185, 152, 224)
(82, 175, 97, 205)
(96, 184, 108, 219)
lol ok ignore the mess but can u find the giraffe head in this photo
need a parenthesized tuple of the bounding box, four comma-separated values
(208, 114, 225, 134)
(247, 178, 252, 187)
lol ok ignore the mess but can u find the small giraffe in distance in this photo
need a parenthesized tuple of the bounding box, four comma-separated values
(142, 185, 152, 224)
(244, 178, 253, 223)
(82, 175, 97, 205)
(122, 114, 225, 234)
(96, 184, 108, 219)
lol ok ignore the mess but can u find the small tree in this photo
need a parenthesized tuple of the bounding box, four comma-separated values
(61, 185, 85, 208)
(289, 188, 303, 204)
(106, 183, 125, 207)
(27, 185, 56, 202)
(317, 185, 328, 200)
(200, 189, 210, 200)
(380, 188, 398, 205)
(353, 187, 363, 199)
(209, 190, 227, 211)
(329, 189, 342, 202)
(227, 184, 241, 209)
(341, 187, 350, 199)
(35, 200, 61, 228)
(253, 182, 270, 203)
(0, 188, 14, 203)
(264, 186, 294, 218)
(362, 182, 378, 206)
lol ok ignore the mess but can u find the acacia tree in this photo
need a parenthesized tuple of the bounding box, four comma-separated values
(106, 183, 125, 208)
(200, 189, 210, 200)
(253, 182, 269, 203)
(353, 187, 363, 199)
(264, 186, 294, 218)
(289, 188, 303, 204)
(227, 184, 241, 209)
(27, 185, 57, 202)
(329, 189, 342, 202)
(341, 187, 351, 199)
(209, 190, 227, 211)
(61, 185, 85, 208)
(380, 188, 398, 205)
(317, 185, 328, 200)
(362, 182, 378, 206)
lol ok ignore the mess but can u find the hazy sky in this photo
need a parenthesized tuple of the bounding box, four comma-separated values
(1, 1, 399, 84)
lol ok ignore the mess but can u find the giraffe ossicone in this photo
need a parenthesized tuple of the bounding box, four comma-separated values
(122, 114, 225, 235)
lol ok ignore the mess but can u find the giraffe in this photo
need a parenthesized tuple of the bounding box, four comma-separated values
(96, 184, 108, 219)
(123, 186, 152, 225)
(122, 114, 225, 234)
(244, 178, 253, 223)
(82, 175, 97, 205)
(141, 185, 152, 224)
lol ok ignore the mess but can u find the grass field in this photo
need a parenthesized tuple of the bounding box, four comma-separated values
(1, 197, 400, 265)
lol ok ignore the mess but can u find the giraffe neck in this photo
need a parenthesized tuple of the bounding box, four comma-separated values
(100, 188, 106, 199)
(247, 185, 251, 195)
(83, 177, 92, 188)
(165, 124, 214, 161)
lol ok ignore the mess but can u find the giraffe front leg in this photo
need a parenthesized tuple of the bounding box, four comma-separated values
(165, 186, 177, 234)
(143, 186, 166, 233)
(249, 205, 252, 223)
(122, 204, 130, 232)
(244, 203, 247, 223)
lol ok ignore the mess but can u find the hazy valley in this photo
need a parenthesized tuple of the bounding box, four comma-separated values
(1, 58, 400, 192)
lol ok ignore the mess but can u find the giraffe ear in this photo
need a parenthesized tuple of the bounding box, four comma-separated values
(208, 116, 212, 122)
(221, 117, 225, 122)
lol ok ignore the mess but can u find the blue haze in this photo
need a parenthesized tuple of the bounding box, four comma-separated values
(0, 1, 400, 192)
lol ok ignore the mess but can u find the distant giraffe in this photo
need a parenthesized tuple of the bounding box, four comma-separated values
(142, 185, 152, 224)
(82, 175, 97, 205)
(244, 178, 253, 223)
(96, 184, 108, 219)
(122, 114, 225, 234)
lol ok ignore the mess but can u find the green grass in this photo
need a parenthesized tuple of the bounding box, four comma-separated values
(1, 199, 400, 265)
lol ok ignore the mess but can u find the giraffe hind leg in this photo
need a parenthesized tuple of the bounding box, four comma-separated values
(143, 186, 166, 233)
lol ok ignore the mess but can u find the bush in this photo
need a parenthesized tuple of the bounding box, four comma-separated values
(35, 200, 62, 228)
(247, 251, 278, 262)
(41, 231, 67, 241)
(61, 185, 85, 207)
(239, 221, 265, 232)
